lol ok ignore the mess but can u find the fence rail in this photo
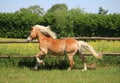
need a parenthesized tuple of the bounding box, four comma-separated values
(73, 37, 120, 41)
(0, 52, 120, 58)
(0, 37, 120, 43)
(0, 37, 120, 58)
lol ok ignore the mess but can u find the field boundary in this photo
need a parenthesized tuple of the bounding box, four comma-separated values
(0, 37, 120, 43)
(0, 37, 120, 58)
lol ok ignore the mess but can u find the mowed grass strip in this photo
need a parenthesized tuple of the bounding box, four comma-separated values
(0, 67, 119, 83)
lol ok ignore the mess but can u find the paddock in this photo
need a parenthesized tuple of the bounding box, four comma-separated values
(0, 37, 120, 69)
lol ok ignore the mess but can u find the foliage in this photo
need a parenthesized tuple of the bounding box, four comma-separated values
(73, 14, 120, 37)
(0, 12, 43, 38)
(0, 4, 120, 38)
(47, 3, 68, 13)
(15, 5, 45, 16)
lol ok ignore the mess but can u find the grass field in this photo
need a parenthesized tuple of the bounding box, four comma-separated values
(0, 67, 120, 83)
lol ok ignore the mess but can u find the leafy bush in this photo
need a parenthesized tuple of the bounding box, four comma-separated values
(0, 12, 120, 38)
(0, 13, 43, 38)
(0, 55, 119, 69)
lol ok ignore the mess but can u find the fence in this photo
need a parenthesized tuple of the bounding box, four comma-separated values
(0, 37, 120, 58)
(0, 37, 120, 43)
(0, 37, 119, 69)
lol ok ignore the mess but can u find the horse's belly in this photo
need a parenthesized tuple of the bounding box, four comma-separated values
(48, 45, 65, 55)
(48, 50, 65, 56)
(48, 47, 65, 54)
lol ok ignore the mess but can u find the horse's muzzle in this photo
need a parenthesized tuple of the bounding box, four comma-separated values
(27, 36, 32, 42)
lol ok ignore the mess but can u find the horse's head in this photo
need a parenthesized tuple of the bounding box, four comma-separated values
(27, 27, 37, 42)
(27, 25, 57, 42)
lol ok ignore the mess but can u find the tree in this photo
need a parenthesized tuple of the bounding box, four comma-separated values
(68, 7, 86, 16)
(15, 5, 45, 16)
(98, 7, 108, 14)
(28, 5, 45, 16)
(47, 3, 68, 13)
(15, 8, 31, 14)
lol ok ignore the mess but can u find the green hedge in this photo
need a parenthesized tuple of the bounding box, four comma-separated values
(0, 13, 43, 38)
(0, 12, 120, 38)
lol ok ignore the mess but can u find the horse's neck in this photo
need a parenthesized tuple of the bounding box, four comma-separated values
(37, 31, 47, 43)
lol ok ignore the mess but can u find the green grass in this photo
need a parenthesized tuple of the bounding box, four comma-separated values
(0, 43, 39, 56)
(0, 67, 120, 83)
(88, 40, 120, 52)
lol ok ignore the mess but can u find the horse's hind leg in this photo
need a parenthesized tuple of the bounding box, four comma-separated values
(78, 54, 87, 71)
(67, 53, 75, 71)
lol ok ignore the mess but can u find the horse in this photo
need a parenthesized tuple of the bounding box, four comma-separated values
(27, 25, 102, 71)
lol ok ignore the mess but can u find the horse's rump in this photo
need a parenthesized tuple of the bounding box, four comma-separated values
(64, 38, 78, 53)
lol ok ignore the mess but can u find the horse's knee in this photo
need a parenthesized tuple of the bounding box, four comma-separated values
(35, 51, 45, 58)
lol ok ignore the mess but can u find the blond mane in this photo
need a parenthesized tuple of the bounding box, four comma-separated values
(33, 25, 57, 39)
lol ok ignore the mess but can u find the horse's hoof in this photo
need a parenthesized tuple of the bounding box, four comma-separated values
(67, 67, 71, 71)
(33, 66, 38, 70)
(30, 67, 38, 71)
(82, 69, 87, 71)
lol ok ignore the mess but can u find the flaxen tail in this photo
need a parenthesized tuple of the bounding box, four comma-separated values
(77, 41, 102, 59)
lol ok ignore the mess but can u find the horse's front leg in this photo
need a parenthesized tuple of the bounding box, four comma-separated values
(34, 51, 46, 70)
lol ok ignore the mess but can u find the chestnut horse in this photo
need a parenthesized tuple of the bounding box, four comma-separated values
(27, 25, 102, 71)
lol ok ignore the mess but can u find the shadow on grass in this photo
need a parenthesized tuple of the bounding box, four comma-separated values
(0, 55, 120, 70)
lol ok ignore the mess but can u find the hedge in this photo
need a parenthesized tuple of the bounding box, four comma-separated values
(0, 12, 120, 38)
(0, 55, 120, 69)
(0, 13, 43, 38)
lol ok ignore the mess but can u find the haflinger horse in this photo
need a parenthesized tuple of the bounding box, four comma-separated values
(27, 25, 102, 71)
